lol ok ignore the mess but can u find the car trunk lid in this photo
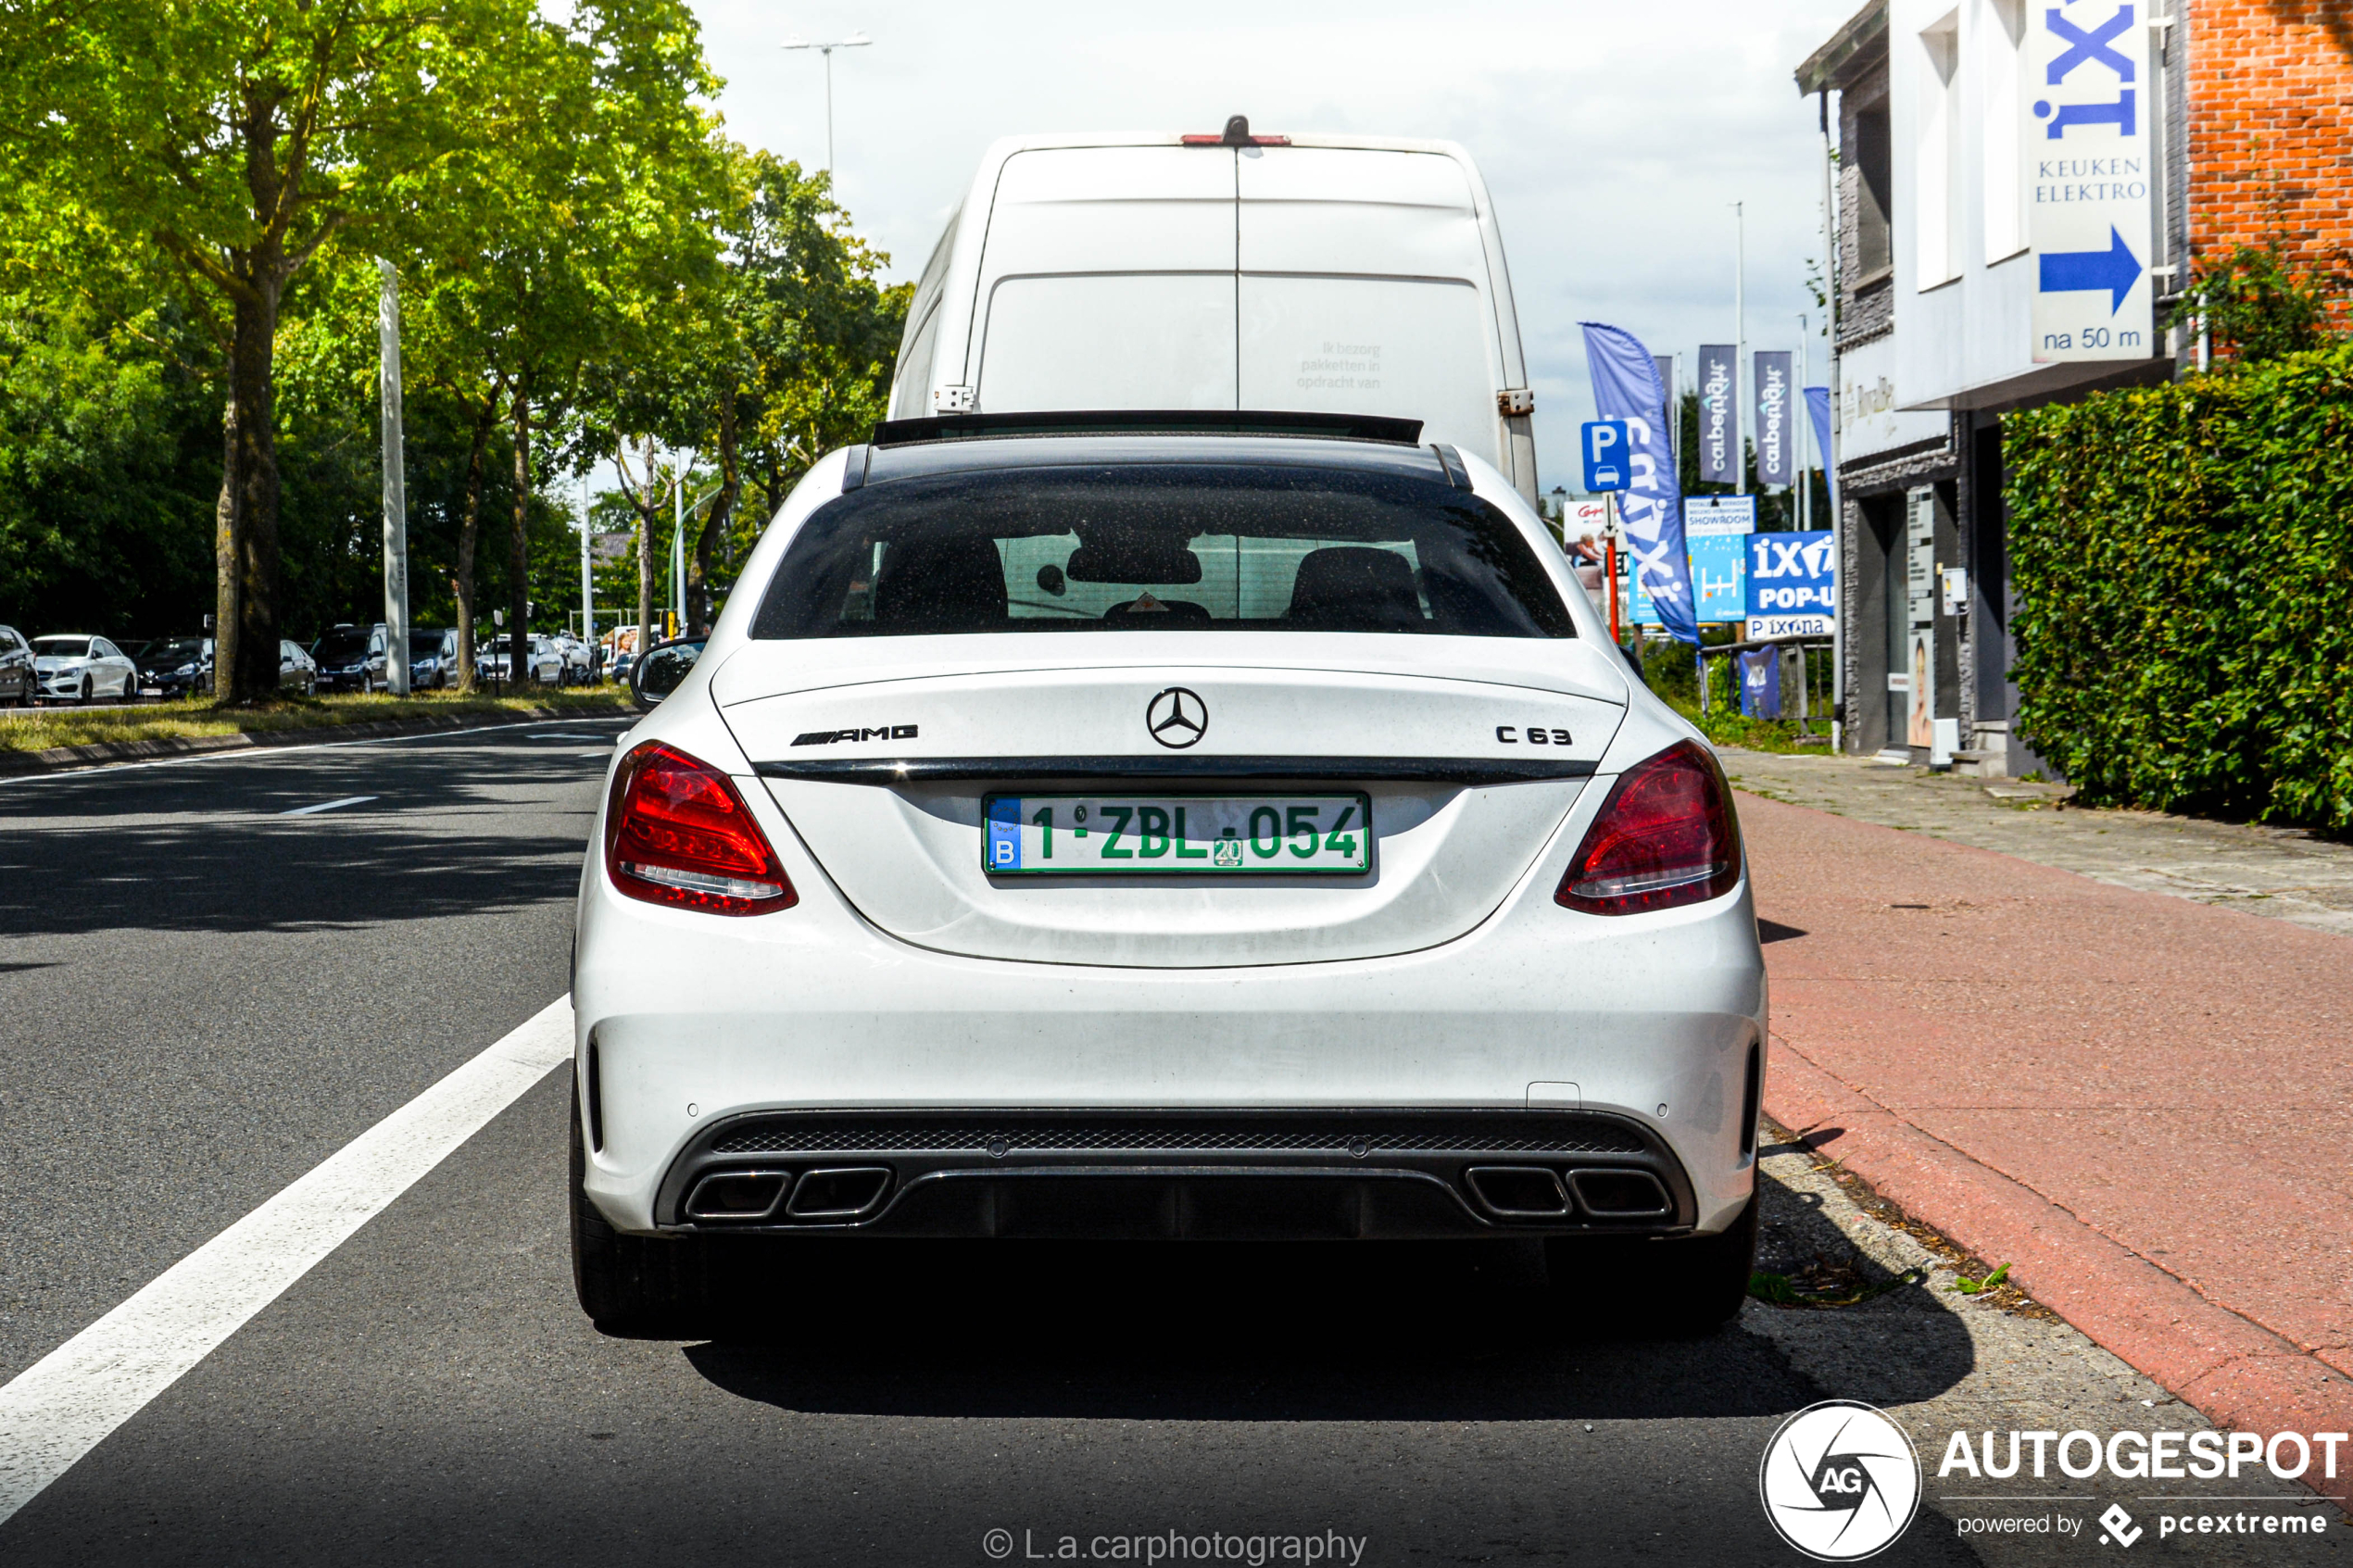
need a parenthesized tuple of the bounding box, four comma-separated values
(716, 638, 1625, 968)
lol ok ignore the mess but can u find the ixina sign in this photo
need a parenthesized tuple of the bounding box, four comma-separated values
(2029, 0, 2156, 362)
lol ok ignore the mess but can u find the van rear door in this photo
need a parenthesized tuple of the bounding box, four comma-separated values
(1237, 145, 1505, 473)
(973, 147, 1237, 412)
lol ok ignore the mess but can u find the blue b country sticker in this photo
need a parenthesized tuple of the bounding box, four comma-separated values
(987, 797, 1022, 872)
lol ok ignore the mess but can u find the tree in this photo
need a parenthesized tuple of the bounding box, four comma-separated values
(658, 152, 910, 633)
(0, 185, 223, 634)
(0, 0, 535, 698)
(2168, 243, 2346, 366)
(407, 0, 719, 684)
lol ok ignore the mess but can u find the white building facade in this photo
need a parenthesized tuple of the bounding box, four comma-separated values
(1799, 0, 2179, 770)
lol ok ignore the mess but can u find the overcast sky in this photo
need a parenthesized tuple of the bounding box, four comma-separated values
(686, 0, 1859, 490)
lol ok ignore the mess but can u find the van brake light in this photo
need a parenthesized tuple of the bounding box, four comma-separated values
(1182, 115, 1289, 147)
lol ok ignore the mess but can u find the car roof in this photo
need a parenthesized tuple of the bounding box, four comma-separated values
(857, 431, 1459, 490)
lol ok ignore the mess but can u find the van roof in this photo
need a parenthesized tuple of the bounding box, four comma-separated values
(855, 430, 1463, 490)
(974, 130, 1478, 160)
(871, 409, 1424, 448)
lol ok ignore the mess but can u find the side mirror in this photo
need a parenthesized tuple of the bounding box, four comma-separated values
(630, 638, 705, 710)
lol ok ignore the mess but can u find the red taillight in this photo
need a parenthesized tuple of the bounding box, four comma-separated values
(1555, 740, 1742, 916)
(605, 742, 795, 915)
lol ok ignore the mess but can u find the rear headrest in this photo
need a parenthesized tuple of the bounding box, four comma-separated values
(872, 535, 1009, 632)
(1284, 546, 1423, 632)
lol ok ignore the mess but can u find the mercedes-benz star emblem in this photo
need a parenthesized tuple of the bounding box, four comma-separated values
(1146, 686, 1207, 749)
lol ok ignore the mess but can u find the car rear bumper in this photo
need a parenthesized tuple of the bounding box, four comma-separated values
(643, 1106, 1699, 1240)
(573, 863, 1768, 1241)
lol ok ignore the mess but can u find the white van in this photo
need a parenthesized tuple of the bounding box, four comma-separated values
(888, 119, 1540, 502)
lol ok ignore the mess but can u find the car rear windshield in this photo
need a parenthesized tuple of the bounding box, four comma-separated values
(32, 637, 91, 657)
(315, 632, 370, 662)
(750, 464, 1577, 640)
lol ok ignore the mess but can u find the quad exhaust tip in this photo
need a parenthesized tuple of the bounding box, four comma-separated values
(1465, 1166, 1571, 1217)
(683, 1169, 793, 1222)
(1464, 1165, 1673, 1222)
(786, 1166, 893, 1219)
(684, 1166, 896, 1223)
(1568, 1168, 1673, 1218)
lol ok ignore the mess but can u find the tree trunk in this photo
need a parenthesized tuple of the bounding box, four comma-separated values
(510, 392, 534, 685)
(688, 400, 741, 634)
(225, 282, 283, 701)
(453, 420, 489, 695)
(211, 391, 240, 700)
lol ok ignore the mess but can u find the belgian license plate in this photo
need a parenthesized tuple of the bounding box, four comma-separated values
(983, 794, 1372, 875)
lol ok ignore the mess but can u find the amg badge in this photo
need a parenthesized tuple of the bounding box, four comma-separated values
(791, 723, 919, 746)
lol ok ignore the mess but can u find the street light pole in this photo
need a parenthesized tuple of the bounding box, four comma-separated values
(1796, 312, 1811, 531)
(672, 462, 686, 637)
(579, 470, 595, 654)
(376, 259, 410, 697)
(780, 32, 871, 179)
(1732, 200, 1746, 499)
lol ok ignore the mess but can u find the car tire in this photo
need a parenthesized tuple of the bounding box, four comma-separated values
(571, 1083, 719, 1336)
(78, 676, 93, 705)
(1544, 1192, 1757, 1336)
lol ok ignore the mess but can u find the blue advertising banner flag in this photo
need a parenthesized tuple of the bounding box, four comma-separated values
(1755, 351, 1794, 485)
(1739, 648, 1781, 719)
(1581, 322, 1696, 644)
(1697, 344, 1738, 484)
(1804, 386, 1831, 477)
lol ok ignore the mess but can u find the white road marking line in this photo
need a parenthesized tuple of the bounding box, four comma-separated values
(279, 795, 378, 817)
(0, 716, 634, 788)
(0, 996, 574, 1525)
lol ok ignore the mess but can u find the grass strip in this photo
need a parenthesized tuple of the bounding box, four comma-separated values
(2, 688, 634, 755)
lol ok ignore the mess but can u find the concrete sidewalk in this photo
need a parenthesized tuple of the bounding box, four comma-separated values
(1725, 746, 2353, 939)
(1740, 790, 2353, 1505)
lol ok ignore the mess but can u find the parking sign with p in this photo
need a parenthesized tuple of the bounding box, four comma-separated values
(1580, 420, 1629, 493)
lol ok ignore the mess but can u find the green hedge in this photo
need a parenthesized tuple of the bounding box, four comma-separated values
(2005, 344, 2353, 830)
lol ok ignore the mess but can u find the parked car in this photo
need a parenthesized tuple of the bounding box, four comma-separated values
(567, 417, 1761, 1336)
(0, 624, 35, 706)
(476, 634, 562, 685)
(310, 625, 380, 693)
(407, 628, 458, 689)
(888, 124, 1540, 502)
(278, 639, 318, 696)
(550, 633, 594, 684)
(133, 636, 212, 698)
(31, 634, 139, 704)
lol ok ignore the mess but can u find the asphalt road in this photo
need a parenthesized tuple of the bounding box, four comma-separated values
(0, 727, 2333, 1565)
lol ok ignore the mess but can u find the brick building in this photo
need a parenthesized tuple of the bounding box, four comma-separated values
(2182, 0, 2353, 307)
(1795, 0, 2350, 771)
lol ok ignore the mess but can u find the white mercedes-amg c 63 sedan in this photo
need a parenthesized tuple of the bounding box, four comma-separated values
(569, 411, 1767, 1334)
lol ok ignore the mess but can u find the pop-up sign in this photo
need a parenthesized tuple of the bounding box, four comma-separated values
(1744, 530, 1835, 640)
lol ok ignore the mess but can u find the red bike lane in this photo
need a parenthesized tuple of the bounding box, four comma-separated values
(1740, 791, 2353, 1505)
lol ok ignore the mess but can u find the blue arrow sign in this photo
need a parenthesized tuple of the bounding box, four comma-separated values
(2038, 225, 2142, 313)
